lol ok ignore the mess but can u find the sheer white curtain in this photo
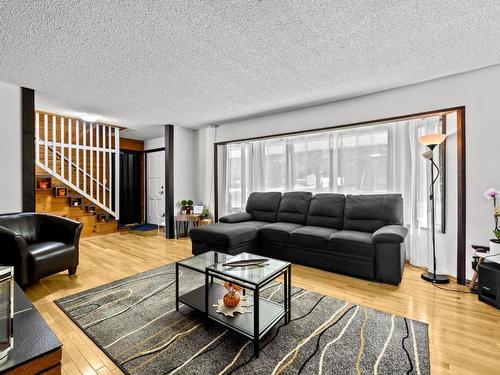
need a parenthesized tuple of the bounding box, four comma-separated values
(388, 118, 442, 266)
(218, 116, 443, 267)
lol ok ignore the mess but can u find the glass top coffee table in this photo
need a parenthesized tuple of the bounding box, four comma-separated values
(175, 251, 291, 357)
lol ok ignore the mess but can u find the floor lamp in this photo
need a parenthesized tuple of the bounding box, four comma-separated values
(419, 133, 450, 284)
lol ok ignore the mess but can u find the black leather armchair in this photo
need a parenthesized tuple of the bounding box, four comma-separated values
(0, 213, 83, 287)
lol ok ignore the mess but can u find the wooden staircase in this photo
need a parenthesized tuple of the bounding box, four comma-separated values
(35, 111, 121, 236)
(35, 171, 119, 236)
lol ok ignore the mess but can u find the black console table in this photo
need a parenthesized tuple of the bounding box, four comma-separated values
(0, 284, 62, 374)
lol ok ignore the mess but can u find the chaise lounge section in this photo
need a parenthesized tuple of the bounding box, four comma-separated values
(190, 191, 408, 284)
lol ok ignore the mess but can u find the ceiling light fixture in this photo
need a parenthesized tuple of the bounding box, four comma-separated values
(80, 113, 98, 123)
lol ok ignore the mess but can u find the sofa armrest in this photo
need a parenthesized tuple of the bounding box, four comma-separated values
(39, 214, 83, 245)
(219, 212, 253, 223)
(373, 225, 408, 243)
(0, 225, 29, 286)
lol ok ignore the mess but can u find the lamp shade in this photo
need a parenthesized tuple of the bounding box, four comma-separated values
(418, 133, 447, 147)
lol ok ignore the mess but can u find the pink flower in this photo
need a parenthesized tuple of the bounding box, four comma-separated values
(484, 188, 500, 200)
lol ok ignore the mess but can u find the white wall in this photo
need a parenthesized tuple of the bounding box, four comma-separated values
(195, 64, 500, 280)
(144, 126, 197, 214)
(144, 136, 164, 150)
(195, 126, 217, 215)
(0, 81, 22, 214)
(173, 126, 196, 211)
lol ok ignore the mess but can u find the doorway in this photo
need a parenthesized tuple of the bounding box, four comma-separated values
(146, 150, 165, 225)
(119, 151, 142, 225)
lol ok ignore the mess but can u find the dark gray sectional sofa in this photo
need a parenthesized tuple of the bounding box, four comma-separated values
(190, 192, 408, 284)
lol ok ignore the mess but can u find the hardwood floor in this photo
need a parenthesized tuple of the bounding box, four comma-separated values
(25, 231, 500, 375)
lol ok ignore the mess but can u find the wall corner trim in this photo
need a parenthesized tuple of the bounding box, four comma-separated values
(164, 124, 175, 238)
(21, 87, 35, 212)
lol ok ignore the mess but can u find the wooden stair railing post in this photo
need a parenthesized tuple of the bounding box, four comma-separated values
(68, 118, 72, 185)
(114, 127, 120, 218)
(83, 121, 87, 194)
(76, 120, 79, 188)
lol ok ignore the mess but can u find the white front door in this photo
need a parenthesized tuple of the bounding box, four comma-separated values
(146, 151, 165, 225)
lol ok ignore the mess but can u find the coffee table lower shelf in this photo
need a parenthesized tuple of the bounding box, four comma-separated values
(179, 283, 286, 341)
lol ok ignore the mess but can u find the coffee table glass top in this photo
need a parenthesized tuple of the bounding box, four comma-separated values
(207, 252, 290, 285)
(177, 251, 233, 272)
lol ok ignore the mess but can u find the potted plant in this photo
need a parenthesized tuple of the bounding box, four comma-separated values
(201, 207, 210, 219)
(180, 200, 187, 215)
(484, 188, 500, 256)
(187, 199, 194, 214)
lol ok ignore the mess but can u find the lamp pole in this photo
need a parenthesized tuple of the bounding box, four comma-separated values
(421, 144, 449, 284)
(429, 151, 437, 281)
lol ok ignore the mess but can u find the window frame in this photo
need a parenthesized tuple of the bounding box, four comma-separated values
(213, 106, 466, 284)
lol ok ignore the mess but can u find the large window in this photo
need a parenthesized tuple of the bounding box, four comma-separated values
(219, 114, 446, 230)
(220, 117, 443, 216)
(217, 114, 449, 268)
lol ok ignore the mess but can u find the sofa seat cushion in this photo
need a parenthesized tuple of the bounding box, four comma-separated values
(328, 230, 375, 258)
(290, 226, 338, 250)
(27, 242, 76, 278)
(219, 212, 253, 223)
(189, 223, 259, 248)
(241, 221, 271, 228)
(259, 222, 303, 243)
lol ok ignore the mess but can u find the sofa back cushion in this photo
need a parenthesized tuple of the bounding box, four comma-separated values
(307, 194, 345, 229)
(277, 192, 313, 225)
(0, 213, 40, 244)
(245, 192, 282, 222)
(343, 194, 403, 233)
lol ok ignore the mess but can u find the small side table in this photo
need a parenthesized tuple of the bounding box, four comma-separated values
(470, 251, 489, 291)
(175, 214, 201, 239)
(469, 244, 492, 291)
(200, 218, 213, 226)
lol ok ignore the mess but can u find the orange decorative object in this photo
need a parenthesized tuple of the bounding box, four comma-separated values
(223, 291, 241, 308)
(57, 189, 66, 196)
(224, 282, 242, 293)
(39, 181, 49, 189)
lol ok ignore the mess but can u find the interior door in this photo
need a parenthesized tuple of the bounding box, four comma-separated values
(146, 151, 165, 225)
(119, 151, 142, 225)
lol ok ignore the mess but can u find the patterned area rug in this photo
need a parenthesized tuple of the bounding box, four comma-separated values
(55, 263, 430, 374)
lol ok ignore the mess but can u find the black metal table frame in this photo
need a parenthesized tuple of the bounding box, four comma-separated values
(175, 261, 204, 311)
(205, 264, 291, 358)
(175, 259, 292, 358)
(175, 259, 223, 310)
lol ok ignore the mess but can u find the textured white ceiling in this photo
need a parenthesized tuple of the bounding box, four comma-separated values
(1, 1, 500, 133)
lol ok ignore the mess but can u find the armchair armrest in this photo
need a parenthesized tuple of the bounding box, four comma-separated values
(39, 214, 83, 245)
(373, 225, 408, 243)
(219, 212, 253, 223)
(0, 225, 29, 286)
